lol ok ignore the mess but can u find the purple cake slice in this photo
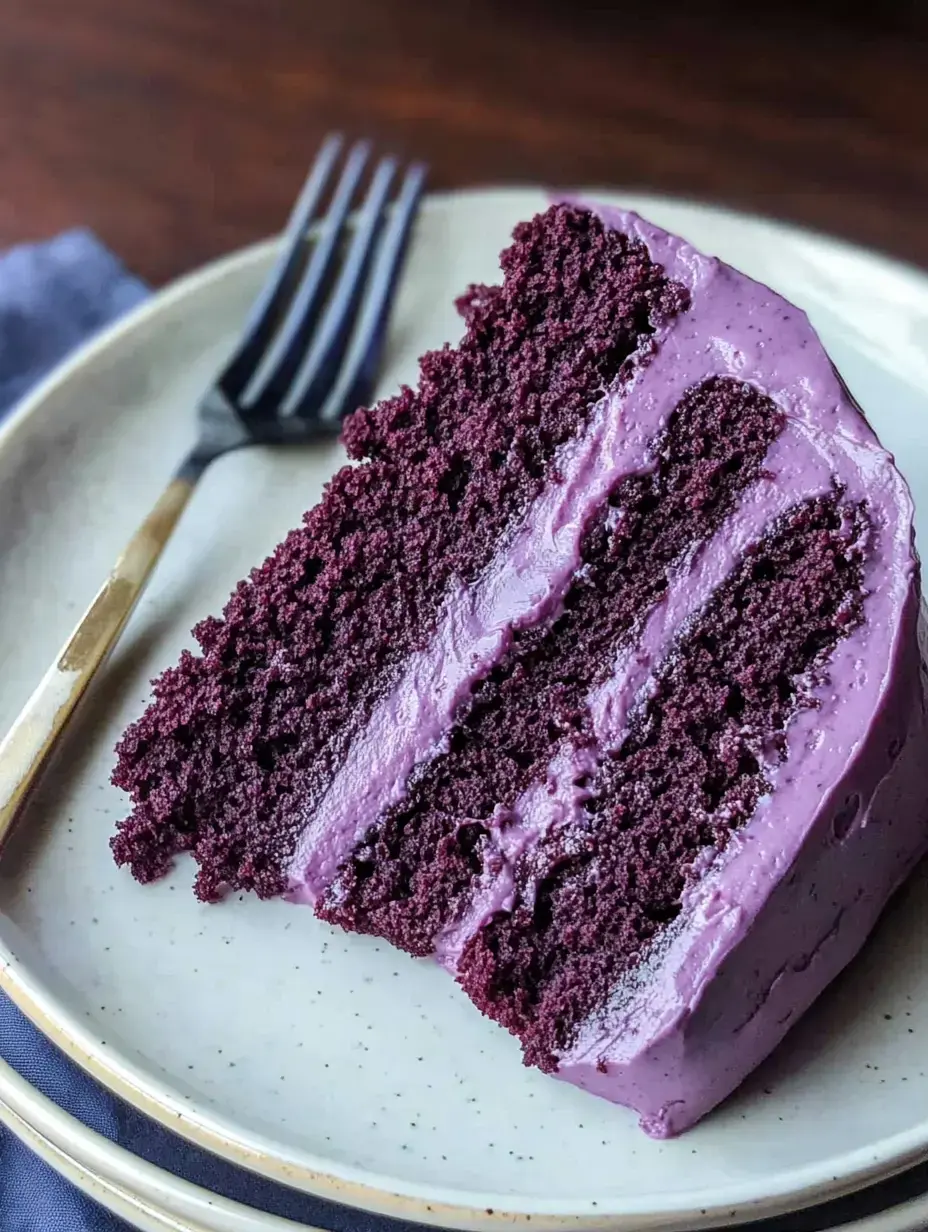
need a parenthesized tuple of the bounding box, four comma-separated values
(112, 203, 928, 1137)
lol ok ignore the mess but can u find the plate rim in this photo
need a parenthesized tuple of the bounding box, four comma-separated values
(0, 1052, 318, 1232)
(4, 1052, 928, 1232)
(4, 186, 928, 1228)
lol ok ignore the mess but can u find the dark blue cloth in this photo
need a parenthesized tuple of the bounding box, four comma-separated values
(0, 229, 140, 1232)
(0, 229, 414, 1232)
(0, 230, 148, 415)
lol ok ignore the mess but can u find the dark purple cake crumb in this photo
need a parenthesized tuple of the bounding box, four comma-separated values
(318, 377, 785, 952)
(456, 492, 870, 1070)
(111, 204, 686, 901)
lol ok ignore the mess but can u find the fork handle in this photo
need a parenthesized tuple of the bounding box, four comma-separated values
(0, 475, 196, 850)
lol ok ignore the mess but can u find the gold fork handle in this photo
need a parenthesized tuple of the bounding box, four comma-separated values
(0, 475, 196, 850)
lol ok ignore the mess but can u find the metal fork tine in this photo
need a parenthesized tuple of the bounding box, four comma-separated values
(281, 155, 397, 418)
(314, 162, 427, 425)
(243, 140, 371, 413)
(219, 133, 343, 403)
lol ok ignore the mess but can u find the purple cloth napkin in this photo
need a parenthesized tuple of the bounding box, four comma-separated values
(2, 228, 928, 1232)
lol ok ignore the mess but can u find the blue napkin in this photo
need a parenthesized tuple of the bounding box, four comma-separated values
(3, 228, 928, 1232)
(0, 229, 145, 1231)
(0, 230, 412, 1232)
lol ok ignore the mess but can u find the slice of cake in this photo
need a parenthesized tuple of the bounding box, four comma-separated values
(112, 202, 928, 1137)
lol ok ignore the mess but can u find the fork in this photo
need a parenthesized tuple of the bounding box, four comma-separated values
(0, 134, 426, 849)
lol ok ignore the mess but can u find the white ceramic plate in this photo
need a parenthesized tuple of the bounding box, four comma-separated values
(2, 189, 928, 1231)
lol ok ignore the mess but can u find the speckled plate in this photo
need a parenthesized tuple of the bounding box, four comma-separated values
(5, 1050, 928, 1232)
(2, 189, 928, 1231)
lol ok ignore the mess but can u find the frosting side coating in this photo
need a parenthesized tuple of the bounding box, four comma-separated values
(548, 204, 927, 1135)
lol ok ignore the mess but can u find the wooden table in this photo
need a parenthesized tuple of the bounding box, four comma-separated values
(0, 0, 926, 284)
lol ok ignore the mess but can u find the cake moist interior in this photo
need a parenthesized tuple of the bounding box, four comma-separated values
(318, 377, 787, 951)
(111, 204, 687, 900)
(457, 492, 869, 1068)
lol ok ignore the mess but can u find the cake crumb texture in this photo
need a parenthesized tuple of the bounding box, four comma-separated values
(111, 204, 686, 900)
(458, 492, 869, 1068)
(319, 377, 786, 955)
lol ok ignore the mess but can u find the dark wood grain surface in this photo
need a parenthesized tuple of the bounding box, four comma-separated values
(0, 0, 925, 285)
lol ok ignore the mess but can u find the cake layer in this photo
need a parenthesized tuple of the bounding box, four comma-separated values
(315, 376, 786, 950)
(560, 602, 927, 1137)
(112, 205, 687, 900)
(456, 491, 870, 1070)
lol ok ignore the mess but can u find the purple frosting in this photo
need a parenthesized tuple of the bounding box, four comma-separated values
(288, 204, 928, 1136)
(545, 207, 928, 1134)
